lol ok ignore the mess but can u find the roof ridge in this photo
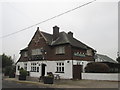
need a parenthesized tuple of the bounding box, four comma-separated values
(40, 31, 52, 36)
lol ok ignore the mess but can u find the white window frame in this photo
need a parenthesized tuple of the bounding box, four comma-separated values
(56, 62, 64, 73)
(31, 63, 37, 72)
(24, 63, 27, 71)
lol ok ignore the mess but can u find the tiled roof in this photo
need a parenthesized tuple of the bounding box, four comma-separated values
(16, 57, 28, 64)
(20, 30, 94, 51)
(41, 31, 53, 44)
(41, 31, 93, 50)
(96, 54, 118, 63)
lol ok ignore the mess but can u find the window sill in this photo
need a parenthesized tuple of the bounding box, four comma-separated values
(56, 53, 65, 55)
(55, 72, 64, 73)
(30, 71, 37, 72)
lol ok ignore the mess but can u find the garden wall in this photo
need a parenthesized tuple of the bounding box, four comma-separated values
(82, 73, 119, 81)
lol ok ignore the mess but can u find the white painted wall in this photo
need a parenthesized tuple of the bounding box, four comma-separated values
(16, 60, 73, 79)
(16, 60, 93, 79)
(47, 60, 73, 79)
(82, 73, 119, 81)
(30, 72, 40, 77)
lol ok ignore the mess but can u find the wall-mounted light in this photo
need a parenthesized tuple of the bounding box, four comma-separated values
(67, 61, 70, 63)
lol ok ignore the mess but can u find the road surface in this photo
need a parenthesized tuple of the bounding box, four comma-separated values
(2, 79, 47, 88)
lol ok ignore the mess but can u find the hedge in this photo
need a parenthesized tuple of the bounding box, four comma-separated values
(85, 62, 110, 73)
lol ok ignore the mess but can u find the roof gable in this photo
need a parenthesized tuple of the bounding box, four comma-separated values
(28, 29, 48, 46)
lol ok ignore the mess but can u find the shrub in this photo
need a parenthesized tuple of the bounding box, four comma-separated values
(43, 72, 54, 84)
(4, 66, 12, 76)
(4, 65, 16, 77)
(9, 70, 15, 78)
(85, 62, 110, 73)
(47, 72, 54, 78)
(19, 68, 27, 76)
(19, 68, 27, 80)
(9, 66, 16, 78)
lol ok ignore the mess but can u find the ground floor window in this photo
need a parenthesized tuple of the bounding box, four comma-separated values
(31, 63, 39, 72)
(24, 63, 27, 70)
(56, 62, 64, 73)
(37, 67, 39, 72)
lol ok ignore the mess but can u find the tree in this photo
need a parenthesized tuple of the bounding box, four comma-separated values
(1, 53, 14, 74)
(116, 56, 120, 63)
(2, 53, 13, 68)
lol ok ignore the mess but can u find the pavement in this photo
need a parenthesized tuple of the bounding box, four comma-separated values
(2, 76, 119, 88)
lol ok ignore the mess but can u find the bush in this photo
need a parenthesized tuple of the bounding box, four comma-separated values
(19, 68, 27, 76)
(85, 62, 110, 73)
(4, 66, 12, 76)
(9, 66, 16, 78)
(19, 68, 27, 80)
(47, 72, 54, 78)
(9, 70, 15, 78)
(43, 72, 54, 84)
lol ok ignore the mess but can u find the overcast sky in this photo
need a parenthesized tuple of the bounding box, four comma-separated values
(0, 0, 119, 62)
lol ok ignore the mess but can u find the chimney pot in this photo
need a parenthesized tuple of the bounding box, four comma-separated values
(68, 31, 73, 38)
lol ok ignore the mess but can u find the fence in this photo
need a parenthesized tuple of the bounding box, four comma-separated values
(82, 73, 119, 81)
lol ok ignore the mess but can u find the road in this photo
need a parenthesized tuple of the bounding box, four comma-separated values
(2, 77, 119, 89)
(2, 79, 48, 88)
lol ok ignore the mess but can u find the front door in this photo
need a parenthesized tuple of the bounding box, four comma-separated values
(41, 64, 46, 76)
(73, 65, 82, 79)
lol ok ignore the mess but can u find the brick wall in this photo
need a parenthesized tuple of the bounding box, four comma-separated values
(20, 30, 94, 61)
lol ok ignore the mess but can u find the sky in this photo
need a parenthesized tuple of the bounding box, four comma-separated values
(0, 0, 119, 62)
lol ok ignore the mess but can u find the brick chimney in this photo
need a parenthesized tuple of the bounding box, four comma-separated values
(53, 26, 59, 41)
(68, 31, 73, 38)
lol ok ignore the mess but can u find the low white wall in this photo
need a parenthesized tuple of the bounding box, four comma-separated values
(82, 73, 119, 81)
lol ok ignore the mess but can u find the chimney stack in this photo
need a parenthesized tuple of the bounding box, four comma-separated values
(68, 31, 73, 38)
(53, 26, 59, 41)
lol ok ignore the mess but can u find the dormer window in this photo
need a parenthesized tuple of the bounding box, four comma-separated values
(55, 46, 65, 54)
